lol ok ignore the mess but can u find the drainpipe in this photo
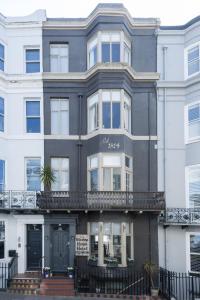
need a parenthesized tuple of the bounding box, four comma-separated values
(162, 46, 168, 269)
(77, 94, 83, 192)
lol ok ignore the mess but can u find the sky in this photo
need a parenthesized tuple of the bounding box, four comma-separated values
(0, 0, 200, 26)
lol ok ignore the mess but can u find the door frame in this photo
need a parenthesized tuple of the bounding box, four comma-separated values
(44, 215, 77, 270)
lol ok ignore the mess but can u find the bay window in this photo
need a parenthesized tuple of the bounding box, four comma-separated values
(89, 222, 133, 267)
(51, 158, 69, 191)
(87, 31, 131, 69)
(88, 90, 132, 133)
(88, 153, 133, 191)
(190, 234, 200, 273)
(188, 165, 200, 208)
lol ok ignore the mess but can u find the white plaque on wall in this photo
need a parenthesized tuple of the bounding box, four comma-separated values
(75, 234, 89, 256)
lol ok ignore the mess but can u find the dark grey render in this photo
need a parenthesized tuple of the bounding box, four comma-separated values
(41, 3, 162, 272)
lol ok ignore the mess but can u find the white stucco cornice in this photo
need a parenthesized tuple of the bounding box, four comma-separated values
(42, 63, 159, 82)
(157, 75, 200, 88)
(0, 10, 46, 28)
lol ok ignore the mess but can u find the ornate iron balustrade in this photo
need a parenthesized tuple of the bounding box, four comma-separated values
(0, 191, 37, 209)
(37, 191, 165, 211)
(160, 208, 200, 225)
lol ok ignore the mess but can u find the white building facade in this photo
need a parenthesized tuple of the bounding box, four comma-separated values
(0, 10, 46, 273)
(158, 17, 200, 273)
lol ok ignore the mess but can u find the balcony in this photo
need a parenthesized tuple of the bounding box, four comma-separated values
(160, 208, 200, 225)
(0, 191, 37, 210)
(37, 191, 165, 211)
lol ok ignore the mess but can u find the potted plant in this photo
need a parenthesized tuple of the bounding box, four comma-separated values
(67, 267, 74, 278)
(40, 165, 55, 191)
(88, 256, 98, 266)
(43, 267, 51, 278)
(144, 261, 159, 296)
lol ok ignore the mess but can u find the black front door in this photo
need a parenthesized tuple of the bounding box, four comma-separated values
(27, 224, 42, 270)
(51, 224, 69, 272)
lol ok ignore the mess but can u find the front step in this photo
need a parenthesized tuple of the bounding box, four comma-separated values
(8, 275, 41, 295)
(39, 278, 75, 296)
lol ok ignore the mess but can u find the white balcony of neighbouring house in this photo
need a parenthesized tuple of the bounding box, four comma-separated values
(0, 191, 37, 210)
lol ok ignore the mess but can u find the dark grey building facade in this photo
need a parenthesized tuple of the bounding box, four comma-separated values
(39, 3, 164, 273)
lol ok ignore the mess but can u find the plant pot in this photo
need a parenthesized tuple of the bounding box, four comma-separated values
(151, 288, 159, 297)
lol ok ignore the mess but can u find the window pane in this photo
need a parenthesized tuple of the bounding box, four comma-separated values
(103, 102, 111, 128)
(26, 49, 40, 61)
(113, 235, 121, 263)
(0, 59, 4, 71)
(113, 223, 120, 235)
(103, 168, 111, 190)
(0, 160, 5, 191)
(89, 46, 97, 68)
(51, 56, 59, 72)
(60, 56, 68, 72)
(51, 111, 59, 134)
(188, 60, 199, 76)
(0, 44, 4, 60)
(0, 98, 4, 115)
(26, 118, 40, 133)
(190, 235, 200, 253)
(90, 156, 98, 169)
(0, 241, 4, 259)
(60, 111, 69, 134)
(103, 155, 121, 167)
(91, 222, 99, 235)
(102, 43, 110, 63)
(51, 158, 69, 191)
(191, 254, 200, 272)
(26, 62, 40, 73)
(113, 168, 121, 191)
(90, 235, 98, 258)
(189, 166, 200, 207)
(90, 169, 98, 191)
(112, 102, 120, 128)
(26, 159, 41, 191)
(188, 46, 199, 62)
(26, 101, 40, 116)
(126, 236, 131, 260)
(89, 104, 98, 132)
(189, 121, 200, 139)
(189, 105, 200, 122)
(124, 44, 131, 65)
(112, 43, 120, 62)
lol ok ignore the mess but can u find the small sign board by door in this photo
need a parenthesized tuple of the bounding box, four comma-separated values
(75, 234, 89, 256)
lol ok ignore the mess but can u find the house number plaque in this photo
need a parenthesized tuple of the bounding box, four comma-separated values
(75, 234, 89, 256)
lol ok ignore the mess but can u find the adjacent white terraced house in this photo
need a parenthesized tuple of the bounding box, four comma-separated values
(0, 10, 46, 273)
(157, 17, 200, 273)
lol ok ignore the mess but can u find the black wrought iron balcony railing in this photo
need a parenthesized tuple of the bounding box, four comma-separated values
(37, 191, 165, 211)
(160, 208, 200, 225)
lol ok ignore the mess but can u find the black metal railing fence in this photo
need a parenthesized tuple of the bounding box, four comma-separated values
(0, 255, 18, 290)
(74, 265, 150, 295)
(160, 268, 200, 300)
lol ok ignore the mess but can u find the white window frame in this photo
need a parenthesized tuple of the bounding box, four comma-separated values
(51, 98, 69, 135)
(87, 93, 99, 133)
(87, 89, 132, 134)
(25, 99, 41, 134)
(185, 164, 200, 208)
(87, 153, 133, 191)
(88, 222, 133, 267)
(88, 154, 99, 191)
(25, 157, 41, 191)
(186, 232, 200, 274)
(185, 101, 200, 144)
(87, 31, 131, 69)
(50, 44, 69, 73)
(184, 42, 200, 79)
(24, 46, 41, 74)
(51, 157, 69, 191)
